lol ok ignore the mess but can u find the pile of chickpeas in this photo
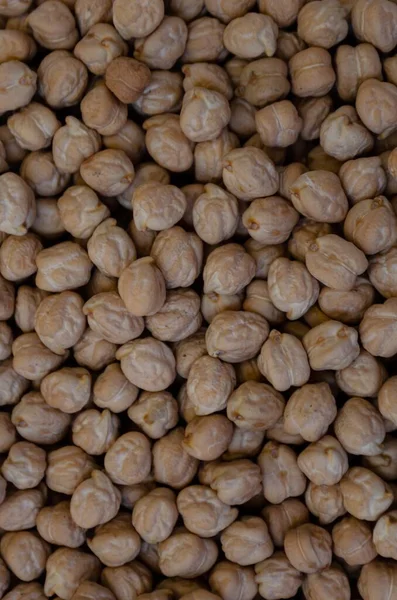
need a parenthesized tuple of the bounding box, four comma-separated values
(1, 0, 397, 599)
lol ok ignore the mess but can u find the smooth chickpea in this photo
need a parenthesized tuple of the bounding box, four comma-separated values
(221, 517, 273, 566)
(258, 441, 306, 504)
(101, 560, 152, 600)
(254, 552, 303, 600)
(297, 0, 348, 48)
(284, 524, 332, 574)
(116, 337, 176, 392)
(74, 24, 128, 75)
(88, 513, 141, 567)
(222, 147, 279, 201)
(132, 488, 178, 544)
(80, 81, 127, 136)
(8, 102, 60, 152)
(305, 482, 346, 525)
(0, 488, 45, 531)
(2, 441, 46, 489)
(340, 467, 393, 521)
(37, 501, 86, 548)
(262, 499, 309, 548)
(1, 532, 50, 582)
(38, 51, 88, 109)
(144, 114, 194, 173)
(0, 172, 36, 236)
(227, 381, 284, 431)
(113, 0, 164, 40)
(153, 428, 199, 490)
(118, 257, 166, 317)
(257, 330, 309, 391)
(159, 530, 218, 578)
(289, 47, 335, 97)
(332, 516, 377, 565)
(360, 298, 397, 357)
(236, 58, 290, 107)
(46, 445, 96, 495)
(44, 548, 100, 600)
(0, 60, 37, 115)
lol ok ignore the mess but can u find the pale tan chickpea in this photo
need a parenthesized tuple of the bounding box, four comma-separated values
(46, 445, 96, 495)
(319, 277, 375, 325)
(45, 548, 100, 600)
(131, 488, 178, 545)
(87, 219, 136, 278)
(75, 0, 112, 34)
(0, 233, 42, 283)
(143, 114, 194, 173)
(284, 524, 332, 574)
(73, 328, 117, 371)
(0, 358, 29, 407)
(303, 320, 360, 370)
(182, 63, 232, 101)
(236, 57, 290, 107)
(209, 562, 257, 600)
(201, 292, 243, 324)
(179, 88, 230, 144)
(296, 96, 332, 142)
(12, 391, 71, 444)
(258, 441, 306, 504)
(0, 0, 32, 17)
(177, 485, 237, 538)
(259, 0, 304, 26)
(93, 364, 137, 413)
(1, 441, 46, 489)
(71, 469, 121, 529)
(134, 72, 183, 117)
(1, 531, 50, 582)
(132, 183, 186, 233)
(222, 147, 278, 201)
(186, 355, 235, 416)
(267, 257, 319, 320)
(0, 60, 37, 115)
(118, 257, 166, 317)
(262, 499, 309, 548)
(223, 13, 278, 59)
(336, 43, 382, 102)
(84, 292, 144, 345)
(275, 30, 306, 61)
(116, 337, 176, 392)
(52, 117, 101, 175)
(153, 227, 204, 291)
(80, 81, 127, 136)
(205, 0, 255, 22)
(41, 367, 91, 414)
(58, 186, 110, 239)
(192, 184, 238, 244)
(8, 102, 60, 152)
(153, 427, 199, 489)
(203, 244, 255, 296)
(74, 24, 128, 76)
(100, 560, 152, 600)
(356, 79, 397, 138)
(0, 172, 36, 236)
(38, 51, 88, 109)
(359, 560, 397, 600)
(128, 220, 158, 255)
(340, 466, 393, 520)
(363, 436, 397, 480)
(0, 413, 16, 453)
(200, 459, 262, 506)
(12, 333, 66, 381)
(297, 0, 348, 48)
(243, 280, 284, 324)
(0, 487, 46, 532)
(290, 170, 348, 223)
(339, 156, 386, 204)
(360, 298, 397, 357)
(244, 240, 285, 280)
(72, 582, 116, 600)
(87, 513, 141, 567)
(37, 500, 86, 548)
(112, 0, 163, 40)
(80, 150, 134, 198)
(0, 558, 9, 599)
(0, 125, 26, 165)
(335, 397, 385, 456)
(256, 101, 302, 148)
(181, 16, 226, 63)
(345, 196, 397, 256)
(182, 415, 234, 462)
(0, 321, 12, 361)
(159, 530, 218, 579)
(72, 408, 119, 455)
(332, 516, 377, 566)
(336, 349, 386, 398)
(31, 197, 65, 240)
(302, 565, 350, 600)
(320, 105, 374, 162)
(305, 482, 346, 524)
(378, 376, 397, 426)
(254, 552, 303, 600)
(28, 0, 78, 49)
(2, 583, 49, 600)
(174, 331, 207, 379)
(373, 510, 397, 559)
(257, 330, 309, 391)
(289, 47, 335, 98)
(133, 16, 187, 70)
(20, 151, 70, 197)
(128, 392, 178, 440)
(351, 0, 397, 52)
(297, 436, 348, 488)
(219, 516, 272, 567)
(169, 0, 204, 20)
(288, 220, 331, 262)
(103, 121, 145, 165)
(228, 99, 256, 138)
(104, 431, 151, 486)
(242, 197, 299, 246)
(227, 381, 284, 431)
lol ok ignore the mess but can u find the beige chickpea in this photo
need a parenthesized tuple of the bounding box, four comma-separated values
(181, 16, 226, 63)
(134, 16, 187, 70)
(296, 96, 332, 142)
(0, 234, 42, 282)
(0, 359, 29, 407)
(20, 151, 69, 197)
(258, 0, 303, 26)
(359, 560, 397, 600)
(352, 0, 397, 52)
(290, 171, 348, 223)
(168, 0, 204, 20)
(297, 0, 348, 48)
(360, 298, 397, 357)
(132, 183, 186, 233)
(302, 565, 350, 600)
(81, 150, 134, 197)
(13, 333, 67, 381)
(41, 367, 91, 414)
(186, 355, 235, 416)
(73, 328, 117, 371)
(34, 292, 85, 355)
(200, 459, 261, 506)
(192, 184, 238, 244)
(0, 172, 36, 236)
(373, 510, 397, 559)
(254, 552, 303, 600)
(183, 415, 233, 461)
(288, 219, 332, 262)
(224, 56, 248, 86)
(175, 331, 206, 379)
(204, 0, 255, 22)
(0, 413, 16, 453)
(118, 257, 165, 317)
(0, 125, 27, 165)
(93, 363, 138, 413)
(134, 72, 183, 117)
(12, 391, 71, 443)
(0, 0, 32, 17)
(319, 277, 375, 325)
(72, 582, 116, 600)
(336, 349, 386, 397)
(320, 105, 373, 161)
(105, 57, 150, 105)
(344, 196, 397, 256)
(180, 88, 230, 144)
(258, 441, 306, 504)
(335, 397, 385, 456)
(262, 499, 309, 548)
(303, 320, 360, 370)
(38, 50, 88, 109)
(37, 500, 86, 548)
(84, 292, 143, 345)
(153, 427, 199, 489)
(336, 43, 382, 102)
(339, 156, 386, 204)
(31, 197, 65, 240)
(363, 436, 397, 480)
(144, 114, 194, 173)
(1, 532, 50, 582)
(151, 226, 203, 289)
(2, 583, 49, 600)
(87, 219, 136, 278)
(356, 79, 397, 138)
(227, 381, 284, 430)
(243, 241, 284, 278)
(101, 560, 152, 600)
(117, 337, 175, 392)
(58, 186, 110, 240)
(81, 81, 127, 136)
(74, 24, 127, 76)
(242, 198, 299, 246)
(201, 292, 243, 324)
(104, 432, 151, 486)
(298, 436, 348, 487)
(86, 269, 118, 297)
(305, 482, 346, 524)
(52, 117, 101, 175)
(228, 98, 256, 138)
(72, 408, 119, 455)
(0, 60, 36, 115)
(132, 488, 178, 544)
(257, 330, 309, 391)
(284, 524, 332, 574)
(0, 321, 12, 360)
(177, 485, 237, 538)
(223, 13, 278, 59)
(203, 244, 255, 295)
(220, 516, 273, 566)
(209, 561, 257, 600)
(222, 147, 278, 201)
(87, 513, 141, 567)
(75, 0, 112, 34)
(332, 516, 377, 566)
(256, 101, 302, 148)
(28, 0, 77, 49)
(340, 466, 393, 520)
(289, 47, 335, 98)
(113, 0, 163, 40)
(8, 102, 60, 152)
(236, 58, 290, 107)
(275, 30, 306, 61)
(46, 445, 96, 495)
(103, 122, 145, 168)
(2, 441, 46, 489)
(71, 470, 121, 529)
(45, 548, 100, 600)
(267, 257, 319, 320)
(0, 487, 45, 531)
(128, 219, 158, 255)
(182, 63, 232, 101)
(378, 376, 397, 426)
(159, 530, 217, 578)
(243, 280, 284, 324)
(385, 55, 397, 86)
(128, 391, 177, 439)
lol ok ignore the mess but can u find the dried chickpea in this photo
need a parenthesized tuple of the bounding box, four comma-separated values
(0, 488, 45, 531)
(373, 510, 397, 559)
(118, 257, 166, 317)
(201, 291, 243, 324)
(289, 47, 335, 98)
(236, 58, 290, 107)
(257, 330, 309, 391)
(36, 241, 92, 292)
(339, 156, 386, 204)
(87, 219, 136, 278)
(319, 277, 375, 325)
(28, 0, 78, 49)
(0, 359, 27, 406)
(2, 583, 48, 600)
(334, 397, 385, 456)
(52, 117, 101, 175)
(113, 0, 164, 40)
(203, 244, 255, 295)
(227, 381, 284, 431)
(297, 435, 349, 487)
(132, 488, 178, 544)
(199, 459, 261, 505)
(302, 565, 350, 600)
(340, 466, 393, 520)
(336, 43, 382, 102)
(290, 171, 348, 223)
(34, 292, 85, 355)
(180, 88, 230, 143)
(0, 413, 16, 453)
(74, 24, 128, 76)
(117, 337, 176, 392)
(31, 197, 65, 239)
(378, 376, 397, 426)
(84, 292, 144, 344)
(351, 0, 397, 52)
(86, 269, 118, 297)
(221, 516, 273, 566)
(58, 186, 110, 240)
(356, 79, 397, 139)
(104, 432, 151, 486)
(0, 60, 37, 115)
(243, 280, 284, 324)
(132, 183, 186, 232)
(297, 0, 348, 48)
(256, 101, 302, 148)
(134, 72, 183, 117)
(258, 441, 306, 504)
(1, 532, 50, 582)
(72, 408, 119, 455)
(345, 196, 397, 256)
(105, 57, 151, 104)
(363, 437, 397, 480)
(275, 30, 306, 61)
(80, 81, 127, 136)
(193, 184, 238, 244)
(336, 349, 386, 397)
(143, 114, 194, 173)
(128, 219, 158, 255)
(38, 51, 88, 109)
(305, 482, 346, 525)
(88, 513, 141, 567)
(158, 530, 218, 578)
(46, 446, 96, 495)
(12, 333, 66, 381)
(182, 63, 232, 100)
(153, 427, 199, 489)
(0, 172, 36, 236)
(12, 391, 71, 444)
(222, 147, 278, 201)
(332, 516, 377, 565)
(186, 355, 235, 416)
(295, 97, 332, 142)
(151, 226, 203, 289)
(44, 548, 100, 600)
(284, 524, 332, 574)
(100, 561, 152, 600)
(0, 234, 42, 283)
(228, 98, 256, 138)
(267, 257, 319, 320)
(73, 328, 117, 371)
(254, 552, 303, 600)
(174, 331, 207, 379)
(223, 13, 278, 59)
(169, 0, 204, 20)
(262, 499, 309, 548)
(37, 501, 86, 548)
(8, 103, 60, 152)
(359, 298, 397, 357)
(320, 105, 373, 161)
(0, 125, 26, 165)
(40, 367, 91, 414)
(81, 150, 134, 197)
(303, 320, 360, 370)
(2, 441, 46, 489)
(0, 321, 12, 360)
(71, 470, 121, 529)
(134, 17, 187, 70)
(358, 560, 397, 600)
(183, 415, 233, 461)
(209, 561, 257, 600)
(93, 363, 137, 413)
(181, 17, 226, 63)
(72, 582, 116, 600)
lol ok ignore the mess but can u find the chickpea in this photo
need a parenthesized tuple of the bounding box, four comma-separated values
(339, 156, 386, 204)
(72, 582, 116, 600)
(38, 51, 88, 109)
(336, 43, 382, 102)
(71, 470, 121, 528)
(12, 391, 71, 444)
(203, 244, 255, 296)
(254, 552, 303, 600)
(174, 331, 206, 379)
(305, 482, 346, 524)
(228, 99, 256, 138)
(356, 79, 397, 139)
(101, 561, 152, 600)
(86, 269, 118, 297)
(290, 171, 348, 223)
(372, 510, 397, 559)
(0, 234, 41, 284)
(93, 364, 137, 413)
(360, 298, 397, 357)
(183, 415, 233, 461)
(128, 219, 158, 255)
(268, 258, 318, 320)
(284, 524, 332, 574)
(358, 560, 397, 600)
(44, 548, 100, 600)
(222, 147, 278, 201)
(0, 487, 46, 532)
(81, 81, 127, 136)
(72, 408, 119, 455)
(257, 330, 309, 391)
(151, 227, 203, 289)
(256, 101, 302, 149)
(84, 292, 144, 344)
(297, 0, 348, 48)
(262, 499, 309, 548)
(236, 58, 290, 107)
(201, 291, 243, 324)
(31, 197, 64, 239)
(52, 117, 101, 175)
(87, 219, 136, 278)
(13, 332, 67, 381)
(28, 0, 78, 49)
(1, 532, 50, 582)
(81, 150, 134, 197)
(75, 0, 112, 34)
(37, 500, 86, 548)
(58, 186, 109, 240)
(258, 441, 306, 504)
(134, 72, 183, 117)
(221, 517, 273, 566)
(337, 350, 386, 399)
(351, 0, 397, 52)
(319, 277, 375, 326)
(46, 445, 96, 495)
(363, 437, 397, 480)
(378, 377, 397, 426)
(0, 358, 29, 406)
(73, 328, 117, 371)
(275, 30, 306, 61)
(289, 47, 335, 98)
(2, 583, 48, 600)
(0, 558, 9, 599)
(192, 184, 238, 244)
(1, 441, 45, 490)
(224, 13, 278, 59)
(333, 516, 377, 566)
(179, 88, 230, 143)
(0, 413, 16, 453)
(153, 427, 199, 490)
(117, 337, 175, 392)
(334, 397, 385, 457)
(128, 392, 178, 439)
(302, 565, 350, 600)
(132, 183, 186, 233)
(144, 114, 194, 173)
(159, 530, 218, 578)
(0, 60, 37, 115)
(8, 103, 60, 152)
(118, 257, 166, 317)
(181, 16, 226, 63)
(369, 245, 397, 299)
(104, 57, 150, 105)
(36, 241, 92, 292)
(186, 355, 235, 416)
(74, 24, 128, 75)
(0, 125, 27, 165)
(182, 63, 232, 101)
(303, 320, 360, 370)
(227, 381, 284, 431)
(88, 513, 141, 567)
(104, 432, 151, 486)
(132, 488, 178, 544)
(40, 367, 91, 414)
(209, 561, 257, 600)
(113, 0, 164, 40)
(243, 280, 284, 324)
(0, 321, 12, 360)
(169, 0, 204, 20)
(200, 459, 262, 506)
(134, 16, 187, 70)
(295, 97, 332, 143)
(320, 105, 373, 162)
(340, 467, 393, 520)
(0, 172, 36, 236)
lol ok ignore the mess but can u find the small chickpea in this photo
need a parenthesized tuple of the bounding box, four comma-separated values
(72, 582, 116, 600)
(87, 219, 136, 278)
(2, 441, 46, 489)
(275, 30, 306, 61)
(132, 183, 186, 232)
(80, 81, 127, 136)
(0, 488, 45, 532)
(46, 445, 96, 495)
(222, 147, 279, 201)
(83, 292, 144, 344)
(262, 499, 309, 548)
(34, 292, 85, 355)
(118, 257, 166, 317)
(134, 16, 187, 70)
(44, 548, 100, 600)
(303, 320, 360, 370)
(284, 524, 332, 574)
(116, 337, 176, 392)
(1, 532, 50, 582)
(360, 298, 397, 357)
(71, 470, 121, 529)
(224, 13, 278, 59)
(153, 427, 199, 490)
(209, 562, 257, 600)
(227, 381, 284, 431)
(58, 186, 110, 240)
(297, 0, 348, 48)
(12, 333, 66, 381)
(52, 117, 101, 174)
(41, 367, 91, 414)
(320, 105, 373, 162)
(183, 415, 233, 461)
(254, 552, 303, 600)
(38, 51, 88, 109)
(0, 413, 16, 453)
(333, 516, 377, 565)
(151, 226, 203, 289)
(72, 408, 119, 455)
(73, 328, 117, 371)
(258, 441, 306, 504)
(159, 530, 218, 578)
(336, 43, 382, 102)
(0, 60, 37, 115)
(12, 391, 71, 444)
(132, 488, 178, 544)
(297, 436, 348, 486)
(200, 459, 261, 506)
(257, 330, 309, 391)
(28, 0, 78, 49)
(8, 102, 60, 152)
(319, 277, 375, 324)
(37, 501, 86, 548)
(356, 79, 397, 139)
(267, 257, 319, 320)
(101, 561, 152, 600)
(336, 349, 386, 397)
(144, 114, 194, 173)
(0, 172, 36, 236)
(192, 184, 238, 245)
(88, 513, 141, 567)
(0, 358, 29, 407)
(256, 101, 302, 148)
(236, 58, 290, 107)
(221, 516, 273, 566)
(134, 72, 183, 117)
(340, 467, 393, 520)
(104, 432, 151, 486)
(182, 17, 226, 63)
(302, 565, 350, 600)
(352, 0, 397, 52)
(113, 0, 164, 40)
(289, 47, 335, 98)
(305, 482, 346, 524)
(74, 24, 128, 75)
